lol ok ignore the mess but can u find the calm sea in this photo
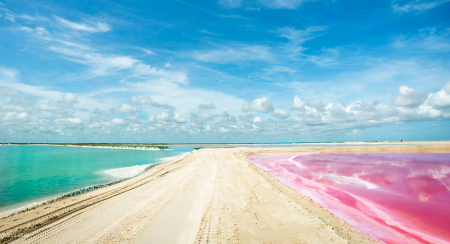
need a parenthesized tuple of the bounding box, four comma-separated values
(0, 145, 196, 212)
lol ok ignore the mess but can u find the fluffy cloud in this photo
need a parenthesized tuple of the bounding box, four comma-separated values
(115, 104, 137, 114)
(36, 103, 59, 111)
(273, 109, 290, 119)
(132, 96, 153, 105)
(306, 99, 325, 109)
(131, 95, 174, 109)
(290, 82, 450, 129)
(3, 112, 27, 121)
(111, 118, 125, 125)
(429, 81, 450, 107)
(292, 95, 305, 109)
(242, 97, 274, 113)
(148, 110, 186, 123)
(63, 93, 78, 104)
(394, 86, 427, 107)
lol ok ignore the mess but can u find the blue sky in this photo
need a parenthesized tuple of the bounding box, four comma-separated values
(0, 0, 450, 143)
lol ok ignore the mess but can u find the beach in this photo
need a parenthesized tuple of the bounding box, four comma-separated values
(1, 142, 450, 243)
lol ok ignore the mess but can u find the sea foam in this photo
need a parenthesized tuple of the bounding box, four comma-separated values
(104, 164, 151, 179)
(103, 152, 190, 179)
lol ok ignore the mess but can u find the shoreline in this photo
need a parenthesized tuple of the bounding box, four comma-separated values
(0, 152, 190, 218)
(1, 142, 449, 243)
(0, 162, 163, 219)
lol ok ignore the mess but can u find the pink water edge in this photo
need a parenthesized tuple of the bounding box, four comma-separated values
(249, 153, 450, 244)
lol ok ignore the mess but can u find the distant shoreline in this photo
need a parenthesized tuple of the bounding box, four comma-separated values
(2, 140, 450, 146)
(56, 144, 171, 151)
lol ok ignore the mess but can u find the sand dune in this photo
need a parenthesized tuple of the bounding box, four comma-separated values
(2, 143, 449, 243)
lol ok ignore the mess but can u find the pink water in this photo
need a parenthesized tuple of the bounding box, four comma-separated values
(249, 153, 450, 244)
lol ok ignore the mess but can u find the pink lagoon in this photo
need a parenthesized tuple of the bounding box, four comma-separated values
(250, 153, 450, 244)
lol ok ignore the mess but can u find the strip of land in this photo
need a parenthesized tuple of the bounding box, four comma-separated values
(1, 142, 449, 243)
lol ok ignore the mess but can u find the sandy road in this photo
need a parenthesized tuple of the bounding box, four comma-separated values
(0, 147, 388, 244)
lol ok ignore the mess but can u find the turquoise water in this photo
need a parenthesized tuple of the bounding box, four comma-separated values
(0, 145, 195, 211)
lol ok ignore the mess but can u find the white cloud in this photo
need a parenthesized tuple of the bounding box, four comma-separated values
(36, 27, 49, 35)
(57, 117, 83, 125)
(273, 109, 290, 119)
(115, 104, 137, 113)
(155, 111, 169, 121)
(293, 95, 305, 109)
(219, 127, 230, 133)
(204, 124, 212, 131)
(111, 118, 125, 125)
(3, 112, 27, 121)
(392, 0, 450, 13)
(49, 46, 138, 75)
(148, 110, 186, 123)
(63, 92, 78, 104)
(55, 16, 111, 32)
(132, 96, 153, 105)
(142, 48, 155, 55)
(1, 104, 25, 112)
(307, 99, 325, 109)
(198, 113, 213, 120)
(429, 81, 450, 107)
(242, 97, 274, 113)
(394, 86, 427, 107)
(253, 117, 261, 123)
(19, 14, 48, 21)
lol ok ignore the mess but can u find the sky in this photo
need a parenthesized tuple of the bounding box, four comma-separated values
(0, 0, 450, 143)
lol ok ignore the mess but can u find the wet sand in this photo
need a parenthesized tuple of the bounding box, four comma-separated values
(1, 142, 449, 243)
